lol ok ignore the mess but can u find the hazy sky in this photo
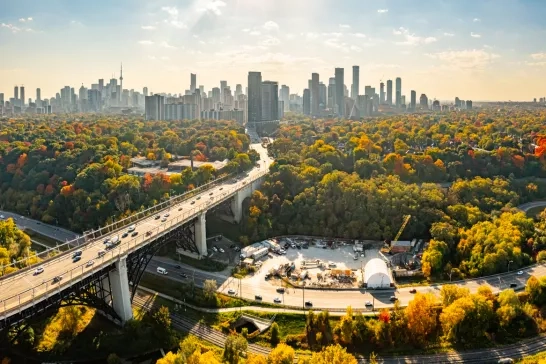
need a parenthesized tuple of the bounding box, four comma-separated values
(2, 0, 546, 101)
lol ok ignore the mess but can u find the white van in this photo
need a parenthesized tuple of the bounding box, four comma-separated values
(156, 267, 168, 275)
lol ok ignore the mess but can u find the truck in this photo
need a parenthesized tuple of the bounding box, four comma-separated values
(251, 247, 269, 261)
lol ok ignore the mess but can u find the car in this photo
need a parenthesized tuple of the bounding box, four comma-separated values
(517, 271, 524, 275)
(164, 213, 170, 217)
(146, 231, 152, 236)
(175, 265, 181, 269)
(104, 238, 111, 244)
(219, 248, 225, 253)
(297, 245, 301, 250)
(305, 301, 313, 307)
(290, 243, 296, 249)
(230, 244, 236, 249)
(234, 247, 240, 252)
(128, 224, 136, 232)
(98, 250, 106, 257)
(279, 249, 286, 255)
(409, 288, 417, 294)
(498, 359, 514, 364)
(389, 296, 398, 302)
(273, 297, 282, 303)
(228, 289, 236, 295)
(212, 246, 218, 252)
(179, 273, 188, 278)
(302, 244, 309, 249)
(276, 287, 285, 293)
(219, 187, 223, 190)
(86, 260, 95, 267)
(510, 283, 517, 288)
(37, 222, 41, 225)
(197, 196, 201, 200)
(122, 232, 128, 238)
(365, 301, 373, 307)
(73, 255, 82, 263)
(131, 231, 138, 237)
(178, 207, 183, 211)
(191, 201, 196, 205)
(52, 276, 63, 283)
(354, 255, 359, 260)
(161, 217, 167, 222)
(72, 250, 82, 258)
(155, 215, 160, 220)
(255, 295, 262, 301)
(105, 242, 114, 250)
(34, 266, 44, 275)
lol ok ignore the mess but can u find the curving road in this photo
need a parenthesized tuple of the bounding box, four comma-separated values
(0, 210, 79, 243)
(0, 142, 272, 320)
(518, 200, 546, 213)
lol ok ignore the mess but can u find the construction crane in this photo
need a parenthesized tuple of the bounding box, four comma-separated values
(381, 214, 411, 253)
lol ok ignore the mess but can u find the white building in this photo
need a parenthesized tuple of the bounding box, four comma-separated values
(364, 258, 393, 289)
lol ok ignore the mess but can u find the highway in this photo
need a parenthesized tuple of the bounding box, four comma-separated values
(518, 200, 546, 213)
(0, 210, 79, 243)
(0, 141, 272, 319)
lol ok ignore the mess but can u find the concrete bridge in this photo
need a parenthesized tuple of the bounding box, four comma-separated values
(0, 142, 271, 332)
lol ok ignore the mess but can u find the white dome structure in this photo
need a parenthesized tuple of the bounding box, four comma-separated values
(364, 258, 393, 289)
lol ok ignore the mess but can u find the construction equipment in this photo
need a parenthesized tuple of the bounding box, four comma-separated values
(381, 215, 411, 253)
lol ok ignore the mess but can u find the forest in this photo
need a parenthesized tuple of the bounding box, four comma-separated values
(242, 109, 546, 278)
(0, 116, 255, 232)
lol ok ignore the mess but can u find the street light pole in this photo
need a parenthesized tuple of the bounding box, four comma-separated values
(508, 260, 513, 273)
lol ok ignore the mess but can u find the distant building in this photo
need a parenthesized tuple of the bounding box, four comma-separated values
(190, 73, 196, 92)
(410, 90, 416, 111)
(351, 65, 359, 99)
(319, 82, 326, 108)
(432, 100, 440, 111)
(335, 67, 344, 117)
(261, 81, 278, 121)
(380, 82, 385, 104)
(247, 71, 262, 126)
(327, 77, 336, 109)
(466, 100, 472, 110)
(364, 258, 393, 289)
(145, 94, 165, 120)
(386, 80, 393, 105)
(419, 94, 428, 109)
(279, 85, 290, 112)
(164, 103, 197, 120)
(201, 109, 245, 125)
(311, 73, 319, 116)
(455, 97, 461, 107)
(303, 88, 310, 115)
(395, 77, 401, 108)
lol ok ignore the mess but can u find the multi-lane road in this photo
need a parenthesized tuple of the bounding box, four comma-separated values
(0, 142, 272, 318)
(0, 209, 79, 242)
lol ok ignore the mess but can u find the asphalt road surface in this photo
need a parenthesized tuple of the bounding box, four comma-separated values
(0, 210, 79, 243)
(518, 200, 546, 212)
(0, 142, 272, 318)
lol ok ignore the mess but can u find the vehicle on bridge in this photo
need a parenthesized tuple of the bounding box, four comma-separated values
(131, 231, 138, 237)
(73, 255, 82, 263)
(111, 235, 120, 245)
(157, 267, 168, 275)
(128, 224, 136, 232)
(34, 266, 44, 275)
(72, 250, 82, 259)
(98, 250, 105, 257)
(52, 276, 62, 283)
(86, 260, 95, 267)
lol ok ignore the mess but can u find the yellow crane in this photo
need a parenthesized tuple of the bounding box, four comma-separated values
(382, 214, 411, 253)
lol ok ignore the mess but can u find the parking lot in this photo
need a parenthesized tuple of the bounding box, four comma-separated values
(243, 240, 382, 289)
(206, 236, 241, 265)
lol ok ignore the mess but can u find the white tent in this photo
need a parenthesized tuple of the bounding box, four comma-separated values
(364, 258, 392, 289)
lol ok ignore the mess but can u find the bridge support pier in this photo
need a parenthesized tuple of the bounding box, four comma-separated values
(195, 213, 207, 257)
(231, 191, 243, 223)
(109, 257, 133, 324)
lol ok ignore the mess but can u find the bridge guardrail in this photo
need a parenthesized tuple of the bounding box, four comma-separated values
(0, 171, 245, 282)
(0, 169, 268, 320)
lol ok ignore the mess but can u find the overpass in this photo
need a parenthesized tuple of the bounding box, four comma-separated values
(0, 142, 271, 331)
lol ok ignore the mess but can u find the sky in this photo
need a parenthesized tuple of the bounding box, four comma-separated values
(2, 0, 546, 101)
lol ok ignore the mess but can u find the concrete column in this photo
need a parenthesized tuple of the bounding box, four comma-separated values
(195, 212, 207, 256)
(231, 191, 243, 223)
(108, 257, 133, 323)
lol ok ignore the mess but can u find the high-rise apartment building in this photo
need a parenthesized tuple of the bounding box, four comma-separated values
(327, 78, 336, 109)
(261, 81, 278, 121)
(143, 87, 148, 97)
(212, 87, 221, 105)
(220, 80, 227, 101)
(190, 73, 196, 92)
(14, 86, 18, 102)
(145, 94, 165, 120)
(235, 84, 243, 98)
(395, 77, 401, 108)
(247, 71, 262, 125)
(36, 88, 41, 103)
(351, 66, 359, 99)
(386, 80, 393, 105)
(319, 82, 326, 108)
(335, 68, 344, 117)
(455, 97, 461, 107)
(380, 83, 385, 104)
(20, 86, 25, 107)
(0, 93, 4, 106)
(466, 100, 472, 110)
(420, 94, 428, 109)
(280, 85, 290, 112)
(303, 89, 310, 115)
(311, 73, 319, 116)
(410, 90, 416, 111)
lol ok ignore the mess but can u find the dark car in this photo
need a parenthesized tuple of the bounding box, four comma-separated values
(179, 273, 188, 278)
(72, 250, 82, 259)
(131, 231, 138, 237)
(191, 201, 196, 205)
(52, 276, 63, 283)
(276, 287, 285, 293)
(305, 301, 313, 307)
(510, 283, 517, 288)
(409, 288, 417, 294)
(175, 265, 181, 269)
(122, 232, 128, 238)
(255, 295, 262, 301)
(389, 296, 398, 302)
(72, 255, 82, 263)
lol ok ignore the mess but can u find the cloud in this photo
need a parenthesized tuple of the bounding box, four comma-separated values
(197, 0, 226, 16)
(325, 39, 362, 53)
(260, 36, 281, 47)
(138, 40, 154, 45)
(350, 45, 362, 52)
(249, 30, 261, 36)
(263, 21, 279, 31)
(377, 9, 389, 13)
(339, 24, 351, 29)
(1, 23, 33, 33)
(160, 56, 170, 60)
(473, 18, 481, 22)
(301, 32, 319, 39)
(322, 32, 342, 37)
(530, 53, 546, 60)
(242, 28, 250, 32)
(160, 41, 176, 49)
(206, 49, 325, 70)
(141, 25, 156, 30)
(393, 27, 437, 45)
(70, 20, 83, 26)
(527, 62, 546, 67)
(427, 49, 499, 69)
(443, 32, 455, 37)
(351, 32, 366, 38)
(161, 6, 187, 28)
(19, 17, 32, 22)
(470, 32, 481, 38)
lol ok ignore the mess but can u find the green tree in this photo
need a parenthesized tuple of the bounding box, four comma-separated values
(270, 322, 280, 347)
(223, 334, 247, 364)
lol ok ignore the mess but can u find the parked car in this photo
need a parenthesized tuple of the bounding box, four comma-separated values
(389, 296, 398, 302)
(164, 213, 170, 217)
(276, 287, 285, 293)
(219, 248, 225, 253)
(517, 271, 524, 275)
(255, 295, 262, 301)
(305, 301, 313, 307)
(161, 217, 167, 222)
(34, 266, 44, 275)
(191, 201, 196, 205)
(212, 246, 218, 252)
(179, 273, 188, 278)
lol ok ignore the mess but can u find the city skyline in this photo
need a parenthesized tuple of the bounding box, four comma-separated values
(2, 0, 546, 100)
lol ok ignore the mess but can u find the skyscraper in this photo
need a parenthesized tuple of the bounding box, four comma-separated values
(319, 82, 326, 108)
(351, 66, 359, 99)
(20, 86, 25, 107)
(247, 71, 262, 126)
(303, 89, 310, 115)
(212, 87, 221, 105)
(235, 84, 243, 98)
(410, 90, 416, 111)
(395, 77, 401, 108)
(220, 80, 227, 102)
(386, 80, 393, 105)
(0, 93, 4, 106)
(143, 87, 148, 97)
(280, 85, 290, 112)
(119, 63, 123, 103)
(36, 88, 41, 103)
(380, 82, 385, 104)
(311, 73, 319, 116)
(327, 78, 336, 109)
(14, 86, 18, 102)
(145, 94, 165, 120)
(190, 73, 196, 92)
(420, 94, 428, 109)
(335, 68, 344, 117)
(261, 81, 278, 121)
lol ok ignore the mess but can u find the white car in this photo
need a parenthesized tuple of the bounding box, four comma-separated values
(128, 224, 136, 232)
(228, 289, 236, 295)
(219, 248, 225, 253)
(212, 246, 218, 252)
(164, 213, 170, 217)
(161, 217, 167, 222)
(273, 297, 282, 303)
(86, 260, 95, 267)
(517, 271, 523, 275)
(365, 301, 373, 307)
(34, 266, 44, 275)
